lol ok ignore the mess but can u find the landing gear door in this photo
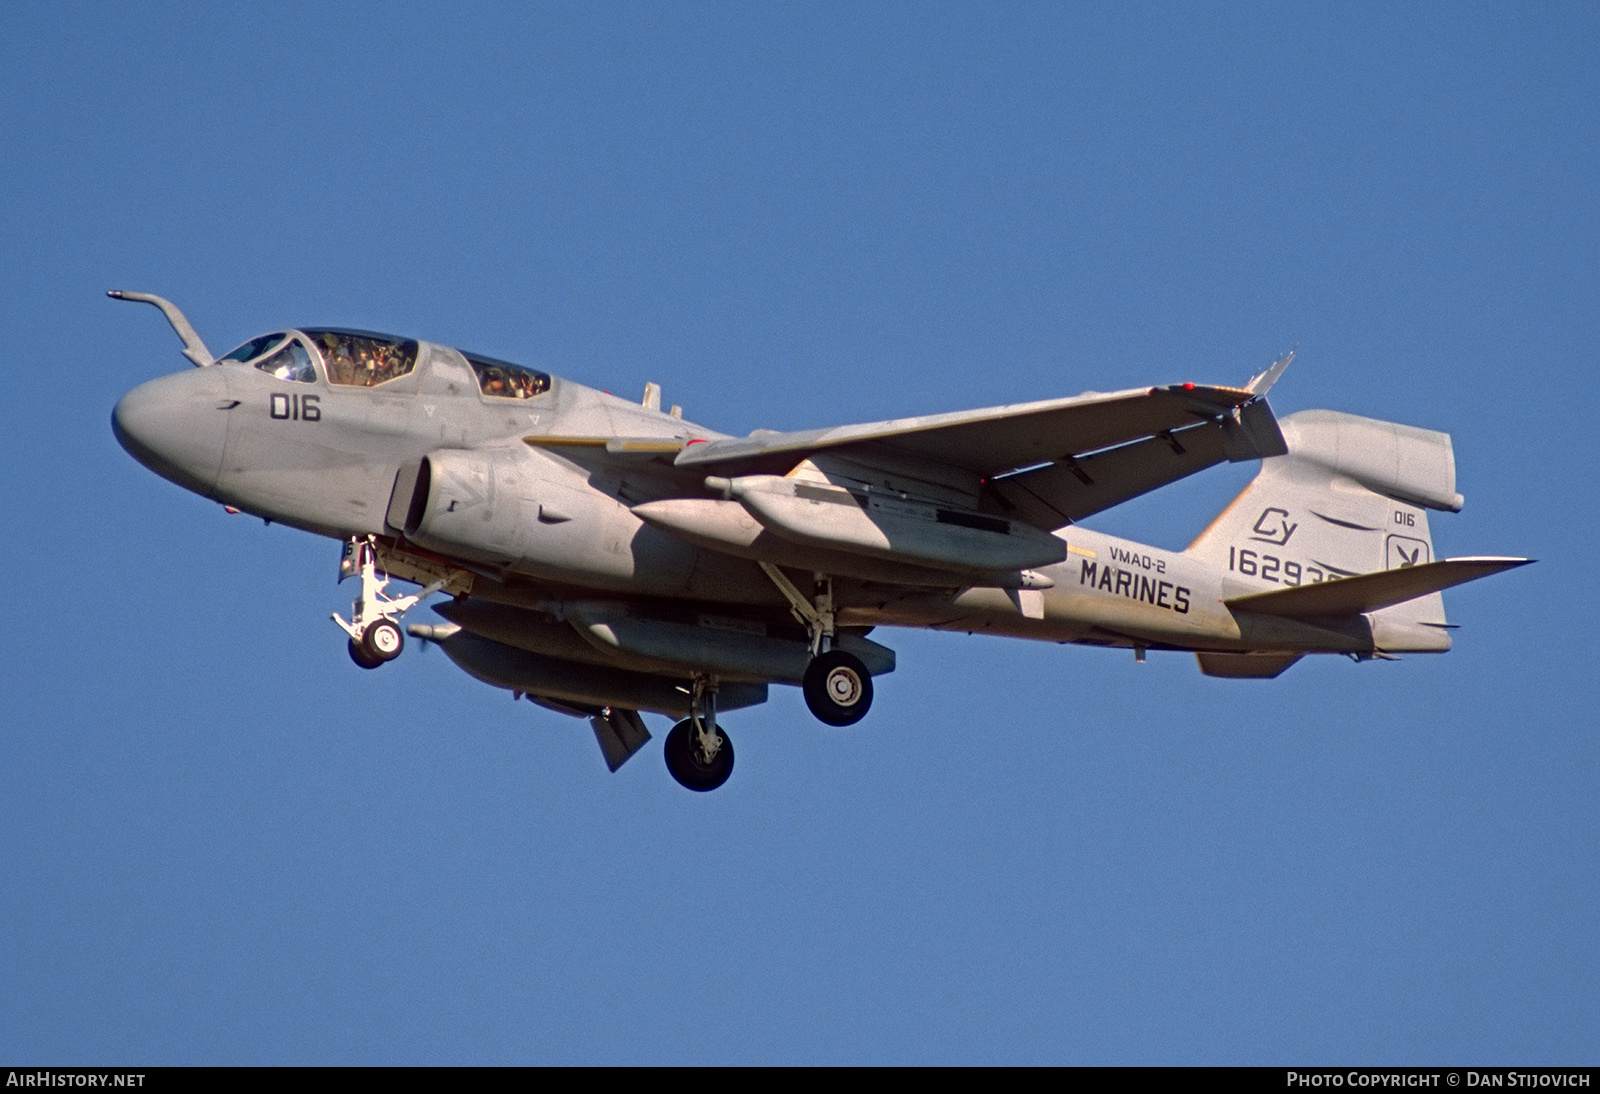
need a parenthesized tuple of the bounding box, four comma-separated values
(339, 537, 372, 583)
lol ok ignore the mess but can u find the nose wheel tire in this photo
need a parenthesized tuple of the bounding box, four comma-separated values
(348, 636, 384, 669)
(361, 618, 404, 662)
(803, 649, 873, 726)
(664, 718, 734, 792)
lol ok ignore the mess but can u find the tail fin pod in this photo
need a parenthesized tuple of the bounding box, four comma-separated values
(1283, 409, 1461, 513)
(1186, 410, 1460, 584)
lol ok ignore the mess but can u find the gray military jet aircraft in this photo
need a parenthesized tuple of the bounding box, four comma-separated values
(111, 290, 1530, 791)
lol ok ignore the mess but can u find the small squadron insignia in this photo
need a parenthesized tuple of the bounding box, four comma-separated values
(1251, 507, 1297, 546)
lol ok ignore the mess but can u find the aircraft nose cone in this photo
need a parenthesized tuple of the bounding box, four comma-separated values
(113, 369, 230, 497)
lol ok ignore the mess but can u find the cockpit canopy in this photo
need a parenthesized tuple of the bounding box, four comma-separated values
(304, 330, 419, 387)
(462, 351, 552, 400)
(218, 329, 418, 386)
(219, 333, 288, 364)
(217, 331, 551, 399)
(218, 332, 317, 383)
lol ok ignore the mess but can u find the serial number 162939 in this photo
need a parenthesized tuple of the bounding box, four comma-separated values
(1228, 546, 1336, 586)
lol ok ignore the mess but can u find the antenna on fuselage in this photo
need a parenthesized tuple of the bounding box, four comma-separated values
(107, 290, 215, 368)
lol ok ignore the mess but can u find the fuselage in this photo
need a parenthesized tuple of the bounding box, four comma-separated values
(113, 329, 1380, 659)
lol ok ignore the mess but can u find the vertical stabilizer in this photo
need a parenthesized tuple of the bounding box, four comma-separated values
(1186, 410, 1463, 649)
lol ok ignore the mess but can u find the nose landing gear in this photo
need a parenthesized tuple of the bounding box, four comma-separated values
(347, 637, 384, 669)
(332, 537, 447, 669)
(347, 616, 405, 668)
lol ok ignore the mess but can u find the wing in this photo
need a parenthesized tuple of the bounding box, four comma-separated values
(675, 379, 1288, 530)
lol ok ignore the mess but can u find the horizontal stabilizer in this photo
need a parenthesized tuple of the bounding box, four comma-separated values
(1226, 557, 1532, 618)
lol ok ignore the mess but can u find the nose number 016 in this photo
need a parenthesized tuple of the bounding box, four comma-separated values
(269, 393, 320, 422)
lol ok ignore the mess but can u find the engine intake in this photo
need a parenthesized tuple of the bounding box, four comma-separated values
(399, 448, 533, 565)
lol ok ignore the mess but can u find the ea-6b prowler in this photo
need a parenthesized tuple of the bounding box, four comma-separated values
(110, 291, 1530, 791)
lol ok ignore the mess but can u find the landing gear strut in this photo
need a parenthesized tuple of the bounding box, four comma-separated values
(664, 675, 734, 791)
(759, 563, 875, 725)
(332, 537, 447, 669)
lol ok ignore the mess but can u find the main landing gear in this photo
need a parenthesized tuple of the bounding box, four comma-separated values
(802, 648, 873, 726)
(661, 568, 876, 790)
(759, 563, 875, 726)
(663, 676, 734, 791)
(332, 537, 448, 670)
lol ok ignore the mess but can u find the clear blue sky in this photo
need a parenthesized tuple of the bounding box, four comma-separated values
(3, 1, 1594, 1064)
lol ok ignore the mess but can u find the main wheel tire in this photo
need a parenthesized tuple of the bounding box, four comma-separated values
(663, 718, 734, 792)
(348, 636, 384, 669)
(362, 618, 404, 662)
(803, 649, 873, 726)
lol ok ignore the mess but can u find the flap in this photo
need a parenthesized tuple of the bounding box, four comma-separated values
(987, 399, 1285, 528)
